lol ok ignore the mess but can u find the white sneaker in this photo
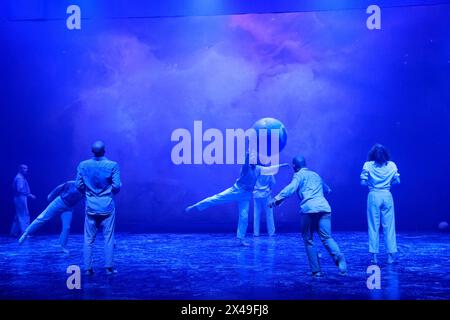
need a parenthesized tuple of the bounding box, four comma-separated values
(185, 205, 197, 214)
(18, 233, 28, 245)
(387, 253, 396, 264)
(371, 253, 378, 265)
(337, 255, 348, 275)
(238, 239, 250, 247)
(312, 271, 324, 278)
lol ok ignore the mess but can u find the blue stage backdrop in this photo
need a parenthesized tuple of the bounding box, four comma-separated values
(0, 3, 449, 233)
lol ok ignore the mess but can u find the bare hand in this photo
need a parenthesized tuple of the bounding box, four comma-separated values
(269, 199, 282, 208)
(29, 194, 36, 200)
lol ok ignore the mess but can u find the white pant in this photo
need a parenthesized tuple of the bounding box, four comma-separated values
(84, 211, 115, 269)
(253, 197, 275, 236)
(25, 196, 72, 248)
(11, 196, 30, 236)
(194, 185, 252, 239)
(367, 190, 397, 254)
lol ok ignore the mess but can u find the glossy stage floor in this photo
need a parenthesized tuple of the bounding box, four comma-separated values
(0, 232, 449, 300)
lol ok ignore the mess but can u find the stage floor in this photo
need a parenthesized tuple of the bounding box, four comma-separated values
(0, 232, 449, 300)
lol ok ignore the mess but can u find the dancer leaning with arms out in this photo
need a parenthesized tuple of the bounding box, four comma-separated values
(18, 180, 83, 254)
(270, 156, 347, 278)
(186, 151, 288, 246)
(360, 144, 400, 265)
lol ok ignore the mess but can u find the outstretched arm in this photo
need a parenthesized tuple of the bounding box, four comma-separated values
(269, 173, 301, 207)
(239, 151, 251, 176)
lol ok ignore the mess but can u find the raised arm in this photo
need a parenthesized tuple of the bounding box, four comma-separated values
(239, 152, 251, 176)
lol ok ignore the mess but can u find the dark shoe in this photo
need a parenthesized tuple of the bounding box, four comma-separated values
(85, 269, 94, 276)
(106, 267, 118, 275)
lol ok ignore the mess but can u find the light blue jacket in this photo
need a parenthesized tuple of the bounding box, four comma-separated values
(76, 157, 121, 215)
(360, 161, 400, 191)
(274, 168, 331, 214)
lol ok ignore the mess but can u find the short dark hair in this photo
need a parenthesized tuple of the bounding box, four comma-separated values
(368, 144, 390, 165)
(293, 155, 306, 169)
(91, 141, 106, 157)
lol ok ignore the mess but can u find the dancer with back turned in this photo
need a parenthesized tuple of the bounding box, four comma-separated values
(360, 144, 400, 265)
(76, 141, 121, 275)
(270, 156, 347, 277)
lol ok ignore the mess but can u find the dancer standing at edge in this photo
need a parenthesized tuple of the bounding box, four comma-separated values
(10, 164, 36, 236)
(186, 151, 289, 246)
(253, 173, 276, 237)
(360, 144, 400, 265)
(270, 156, 347, 277)
(18, 180, 83, 254)
(76, 141, 121, 275)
